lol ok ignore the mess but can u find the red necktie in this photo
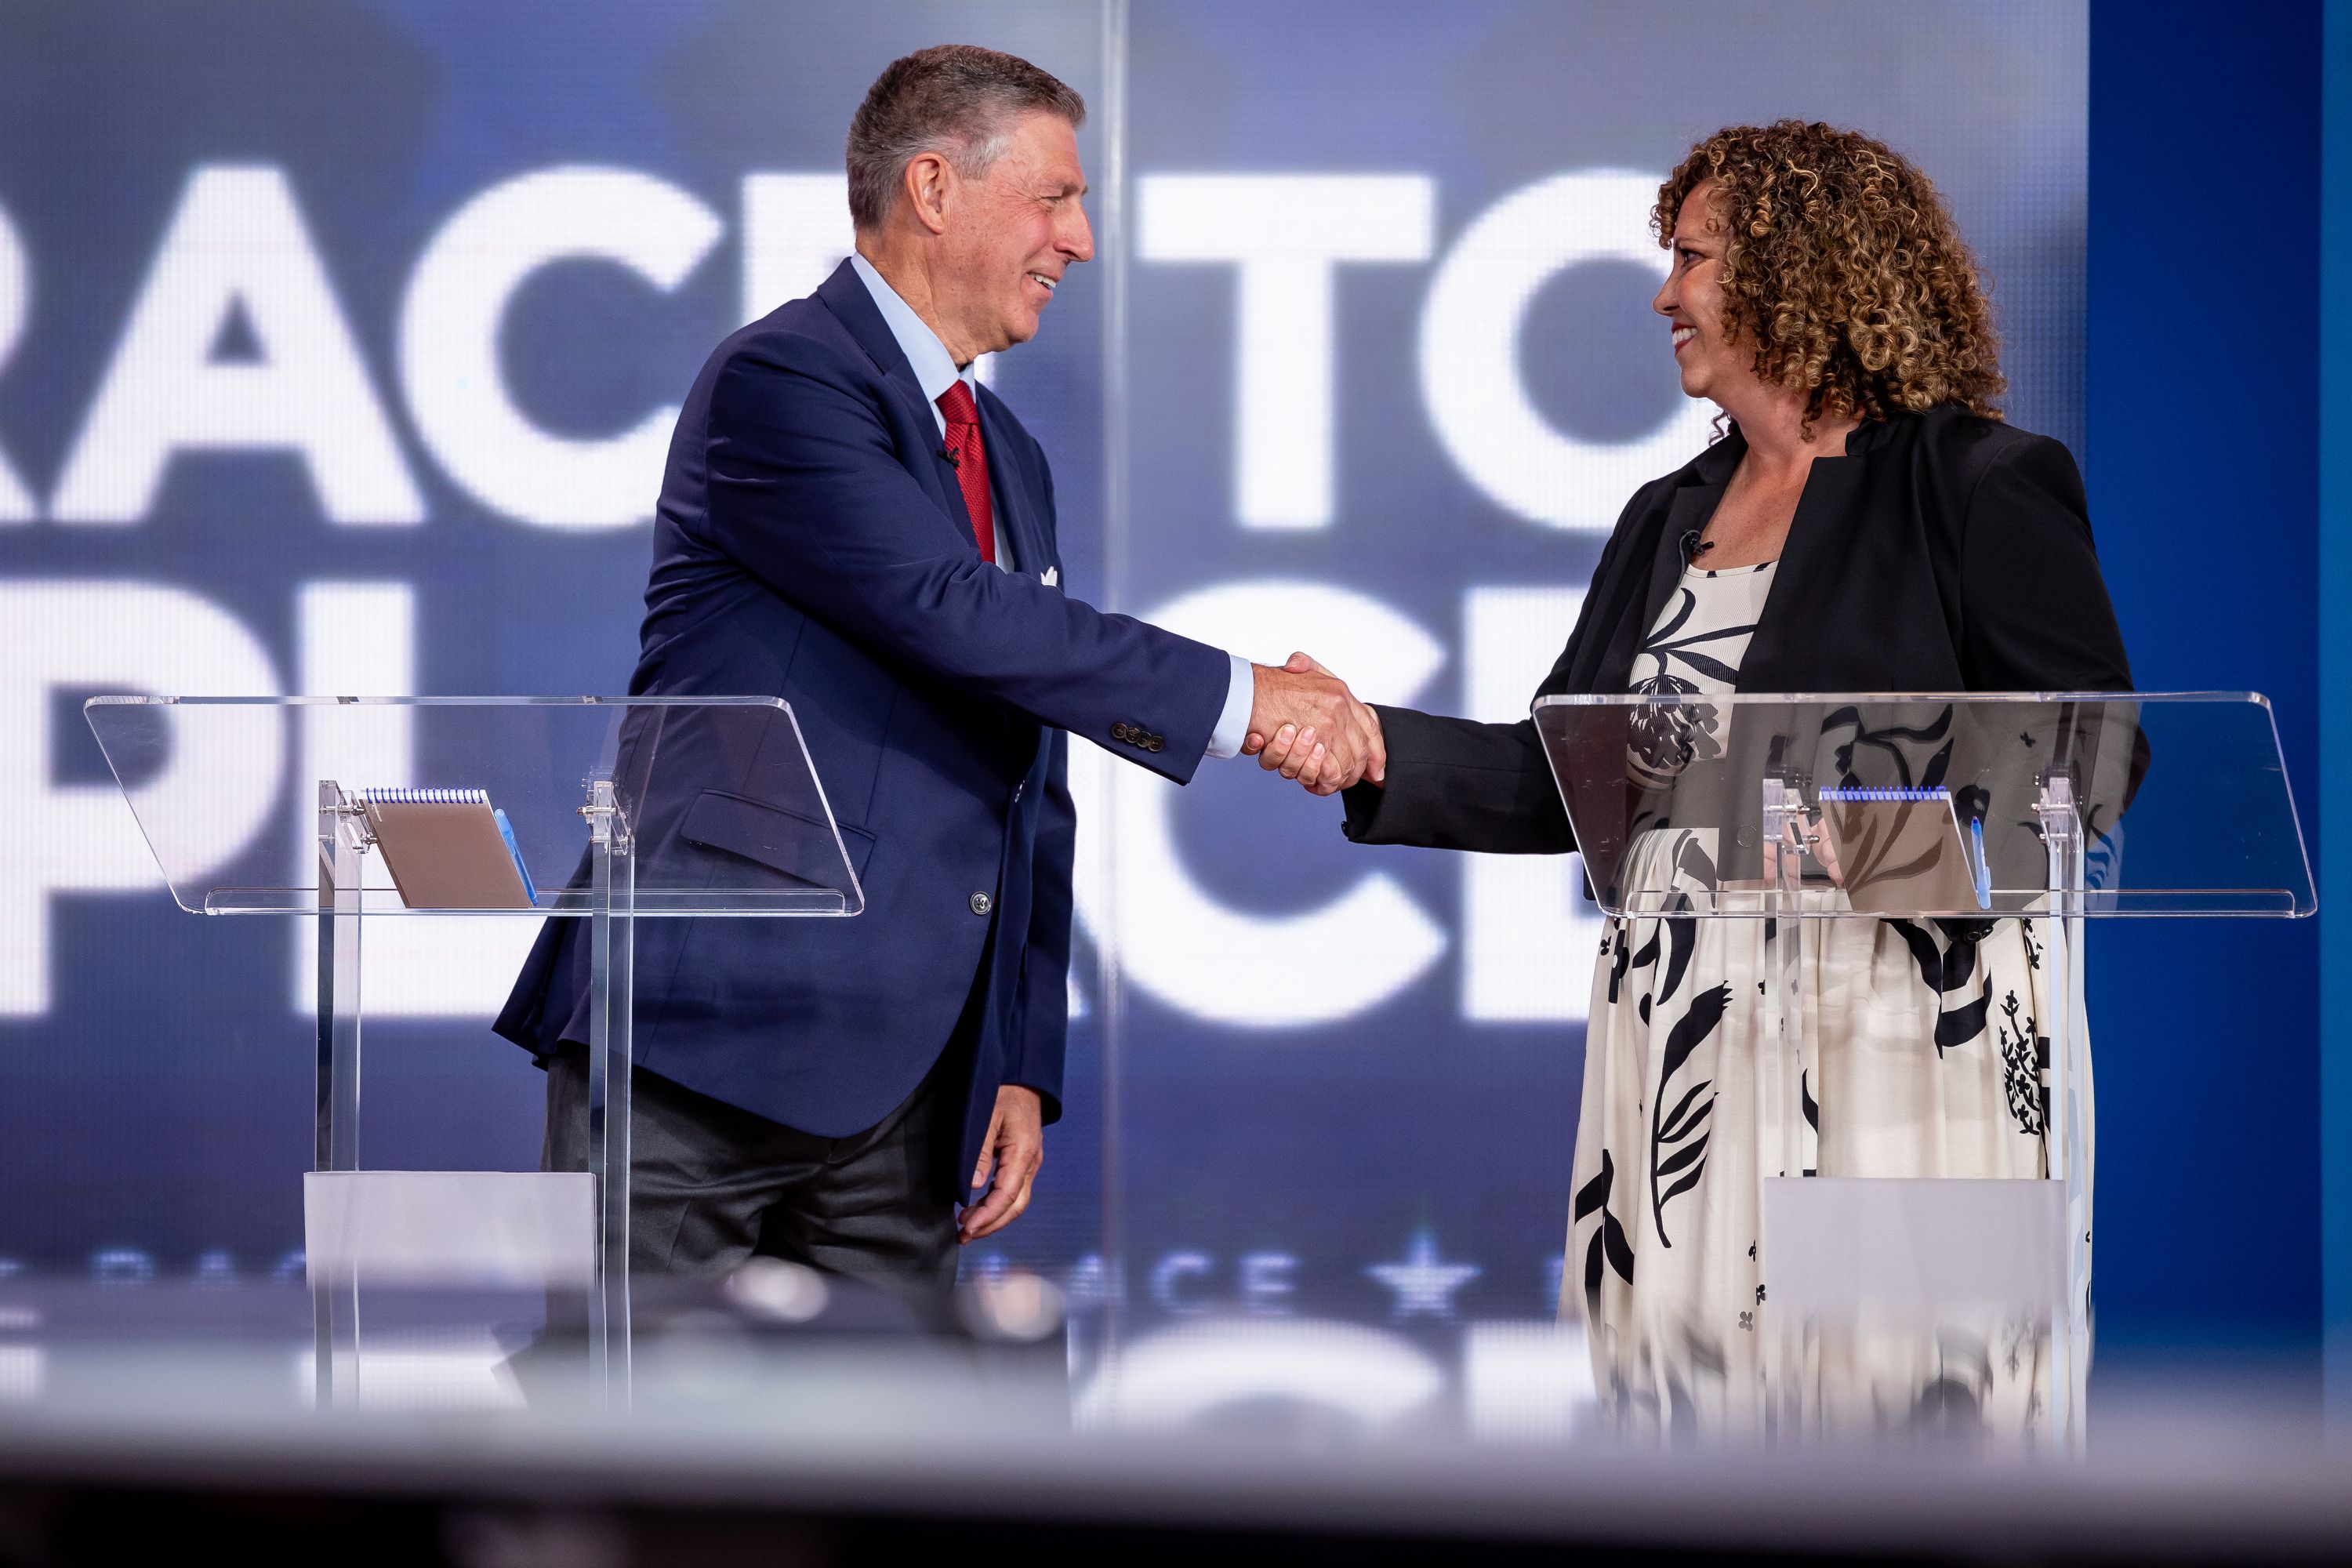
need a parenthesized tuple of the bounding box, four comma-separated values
(935, 380, 996, 564)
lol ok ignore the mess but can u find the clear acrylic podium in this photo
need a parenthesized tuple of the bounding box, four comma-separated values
(1532, 691, 2313, 1443)
(84, 696, 863, 1402)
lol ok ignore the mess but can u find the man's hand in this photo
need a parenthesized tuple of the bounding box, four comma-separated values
(1240, 652, 1385, 796)
(960, 1085, 1044, 1244)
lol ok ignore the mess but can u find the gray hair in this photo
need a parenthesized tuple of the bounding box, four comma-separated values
(847, 45, 1087, 233)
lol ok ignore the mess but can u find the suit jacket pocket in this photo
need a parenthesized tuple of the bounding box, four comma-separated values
(678, 789, 876, 893)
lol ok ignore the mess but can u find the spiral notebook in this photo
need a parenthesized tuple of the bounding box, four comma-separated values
(1816, 786, 1991, 916)
(359, 788, 538, 910)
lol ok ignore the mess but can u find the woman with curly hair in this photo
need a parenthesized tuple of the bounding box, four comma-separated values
(1271, 122, 2131, 1432)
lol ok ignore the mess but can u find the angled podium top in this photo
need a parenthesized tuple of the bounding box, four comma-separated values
(1531, 691, 2312, 920)
(86, 695, 864, 917)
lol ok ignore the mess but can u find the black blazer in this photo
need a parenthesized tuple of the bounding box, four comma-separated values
(1342, 405, 2134, 854)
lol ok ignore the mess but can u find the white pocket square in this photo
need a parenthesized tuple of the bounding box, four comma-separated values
(1041, 566, 1060, 588)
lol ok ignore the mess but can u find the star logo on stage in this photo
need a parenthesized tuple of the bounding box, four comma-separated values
(1365, 1228, 1481, 1319)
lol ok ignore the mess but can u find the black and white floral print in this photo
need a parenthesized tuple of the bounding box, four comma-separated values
(1563, 561, 2086, 1441)
(1627, 562, 1770, 786)
(1634, 562, 1773, 692)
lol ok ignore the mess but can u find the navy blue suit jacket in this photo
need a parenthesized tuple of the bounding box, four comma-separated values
(495, 260, 1230, 1187)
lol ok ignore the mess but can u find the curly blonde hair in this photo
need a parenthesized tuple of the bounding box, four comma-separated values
(1654, 122, 2003, 432)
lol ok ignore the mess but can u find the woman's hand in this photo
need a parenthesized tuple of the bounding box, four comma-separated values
(1806, 814, 1844, 885)
(1759, 811, 1845, 887)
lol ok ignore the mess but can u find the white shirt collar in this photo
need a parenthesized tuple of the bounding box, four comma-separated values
(848, 251, 1014, 572)
(850, 252, 976, 423)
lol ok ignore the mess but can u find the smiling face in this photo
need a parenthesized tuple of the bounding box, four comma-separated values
(935, 109, 1094, 358)
(1651, 179, 1750, 405)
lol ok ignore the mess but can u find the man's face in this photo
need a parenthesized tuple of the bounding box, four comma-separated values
(940, 110, 1094, 357)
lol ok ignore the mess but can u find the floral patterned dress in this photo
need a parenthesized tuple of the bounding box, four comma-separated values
(1563, 560, 2083, 1439)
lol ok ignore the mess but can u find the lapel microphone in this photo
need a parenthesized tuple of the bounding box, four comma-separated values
(941, 446, 960, 468)
(1680, 529, 1715, 564)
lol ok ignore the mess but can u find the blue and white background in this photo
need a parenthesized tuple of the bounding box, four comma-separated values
(0, 0, 2331, 1377)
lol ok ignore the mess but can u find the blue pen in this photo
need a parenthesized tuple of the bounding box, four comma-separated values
(492, 808, 538, 905)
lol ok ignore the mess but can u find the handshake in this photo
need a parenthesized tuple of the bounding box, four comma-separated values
(1241, 653, 1385, 797)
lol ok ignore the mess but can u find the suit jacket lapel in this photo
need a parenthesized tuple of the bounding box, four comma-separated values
(814, 260, 979, 547)
(975, 390, 1048, 576)
(1635, 433, 1740, 655)
(1645, 484, 1715, 637)
(1737, 434, 1867, 691)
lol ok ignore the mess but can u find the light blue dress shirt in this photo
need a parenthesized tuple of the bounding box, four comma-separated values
(851, 252, 1254, 761)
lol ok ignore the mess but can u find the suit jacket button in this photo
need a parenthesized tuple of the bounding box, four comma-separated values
(1145, 734, 1163, 753)
(971, 891, 993, 916)
(1111, 722, 1132, 743)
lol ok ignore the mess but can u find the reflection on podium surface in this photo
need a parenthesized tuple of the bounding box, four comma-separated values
(1580, 1311, 2056, 1447)
(0, 1269, 2345, 1566)
(1075, 1309, 2061, 1450)
(0, 1261, 2089, 1454)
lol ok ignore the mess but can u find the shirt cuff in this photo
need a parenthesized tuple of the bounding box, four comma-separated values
(1204, 652, 1255, 760)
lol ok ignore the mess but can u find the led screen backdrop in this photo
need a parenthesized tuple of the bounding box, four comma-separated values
(0, 0, 2085, 1332)
(1099, 0, 2085, 1330)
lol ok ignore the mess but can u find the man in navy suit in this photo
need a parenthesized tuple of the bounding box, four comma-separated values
(496, 44, 1382, 1306)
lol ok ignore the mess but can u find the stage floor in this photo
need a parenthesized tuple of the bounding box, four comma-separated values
(0, 1276, 2341, 1563)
